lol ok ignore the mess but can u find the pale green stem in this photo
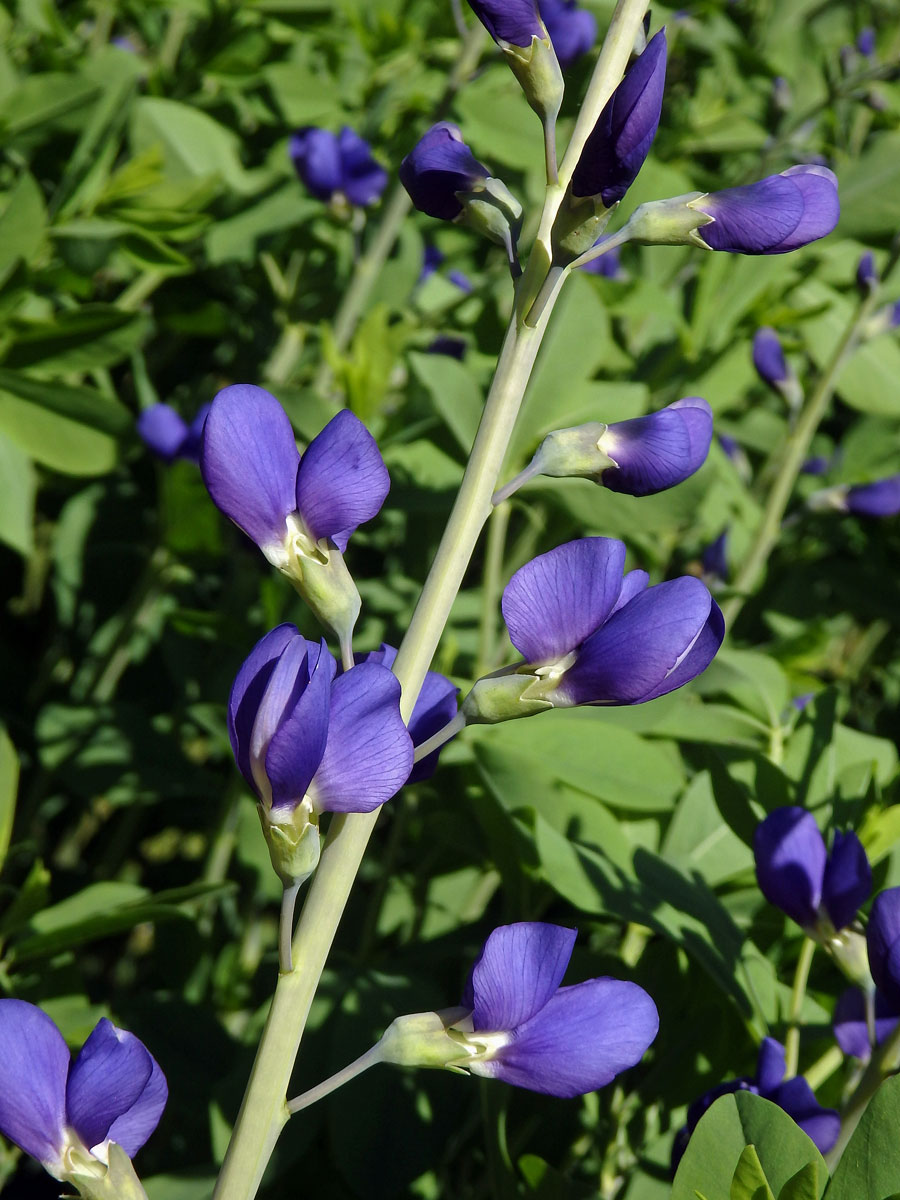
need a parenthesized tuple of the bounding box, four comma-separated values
(784, 936, 816, 1077)
(804, 1044, 844, 1092)
(211, 11, 648, 1196)
(722, 242, 900, 630)
(116, 271, 167, 312)
(825, 1019, 900, 1169)
(568, 223, 635, 270)
(286, 1042, 386, 1114)
(492, 460, 541, 506)
(412, 711, 467, 765)
(476, 501, 511, 673)
(543, 116, 559, 187)
(278, 881, 302, 975)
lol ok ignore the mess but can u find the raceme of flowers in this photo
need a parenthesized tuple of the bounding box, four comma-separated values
(463, 537, 724, 723)
(0, 1001, 166, 1186)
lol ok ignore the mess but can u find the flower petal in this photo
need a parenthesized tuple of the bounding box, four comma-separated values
(773, 165, 840, 252)
(337, 127, 388, 207)
(264, 639, 336, 814)
(637, 597, 724, 702)
(557, 575, 713, 704)
(867, 887, 900, 1005)
(541, 0, 596, 67)
(295, 410, 390, 552)
(610, 568, 649, 615)
(399, 123, 491, 221)
(501, 538, 627, 664)
(833, 987, 900, 1061)
(467, 0, 544, 46)
(753, 807, 825, 928)
(822, 829, 871, 929)
(309, 663, 413, 813)
(754, 1037, 785, 1092)
(136, 404, 189, 463)
(358, 645, 459, 783)
(463, 923, 576, 1032)
(289, 128, 343, 201)
(846, 476, 900, 517)
(764, 1077, 840, 1154)
(752, 328, 789, 387)
(473, 978, 658, 1097)
(200, 385, 300, 555)
(67, 1019, 167, 1159)
(698, 175, 803, 254)
(228, 624, 299, 789)
(0, 1000, 68, 1167)
(600, 397, 712, 496)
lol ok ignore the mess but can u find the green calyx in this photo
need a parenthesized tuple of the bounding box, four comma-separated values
(620, 192, 713, 247)
(551, 190, 616, 262)
(532, 422, 617, 479)
(501, 34, 565, 126)
(260, 804, 321, 886)
(461, 669, 553, 724)
(457, 176, 523, 253)
(65, 1142, 150, 1200)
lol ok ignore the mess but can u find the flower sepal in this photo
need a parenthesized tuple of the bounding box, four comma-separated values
(457, 176, 523, 254)
(620, 193, 713, 247)
(461, 670, 552, 725)
(501, 33, 565, 126)
(551, 193, 616, 262)
(260, 805, 321, 887)
(66, 1143, 150, 1200)
(824, 924, 874, 989)
(531, 421, 617, 478)
(379, 1008, 475, 1071)
(284, 537, 362, 665)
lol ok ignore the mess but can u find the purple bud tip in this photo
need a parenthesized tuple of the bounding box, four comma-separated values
(289, 126, 387, 208)
(845, 475, 900, 518)
(752, 327, 789, 387)
(856, 251, 877, 292)
(572, 28, 667, 206)
(539, 0, 596, 68)
(466, 0, 544, 46)
(599, 395, 713, 497)
(868, 888, 900, 1007)
(857, 27, 876, 56)
(399, 123, 491, 222)
(697, 164, 839, 255)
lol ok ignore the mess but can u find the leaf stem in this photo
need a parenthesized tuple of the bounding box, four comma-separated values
(784, 936, 816, 1077)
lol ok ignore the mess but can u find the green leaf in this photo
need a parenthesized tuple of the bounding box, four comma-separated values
(0, 389, 117, 475)
(205, 185, 319, 265)
(409, 350, 483, 455)
(0, 429, 36, 552)
(777, 1162, 819, 1200)
(827, 1074, 900, 1200)
(3, 304, 149, 372)
(0, 726, 18, 873)
(672, 1093, 827, 1200)
(0, 368, 131, 436)
(731, 1145, 776, 1200)
(0, 171, 46, 275)
(838, 131, 900, 238)
(130, 97, 271, 196)
(0, 72, 100, 137)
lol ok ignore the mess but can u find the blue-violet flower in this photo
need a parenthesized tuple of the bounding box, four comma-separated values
(289, 126, 387, 208)
(540, 0, 596, 67)
(137, 403, 209, 465)
(693, 165, 839, 255)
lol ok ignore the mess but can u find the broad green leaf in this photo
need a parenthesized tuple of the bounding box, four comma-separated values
(777, 1162, 819, 1200)
(827, 1074, 900, 1200)
(0, 171, 46, 275)
(0, 429, 35, 553)
(838, 131, 900, 238)
(672, 1093, 827, 1200)
(0, 726, 17, 873)
(731, 1144, 775, 1200)
(2, 305, 149, 372)
(0, 390, 117, 475)
(0, 368, 131, 436)
(455, 66, 543, 172)
(0, 72, 99, 137)
(0, 860, 51, 939)
(131, 97, 271, 196)
(205, 185, 319, 265)
(409, 350, 483, 454)
(263, 62, 342, 124)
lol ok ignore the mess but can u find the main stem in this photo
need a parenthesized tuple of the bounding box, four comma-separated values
(212, 6, 650, 1195)
(723, 246, 900, 630)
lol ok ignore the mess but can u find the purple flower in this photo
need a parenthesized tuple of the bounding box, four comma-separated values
(540, 0, 596, 67)
(289, 126, 387, 208)
(845, 475, 900, 517)
(427, 335, 468, 359)
(200, 385, 389, 654)
(229, 626, 412, 879)
(672, 1038, 839, 1168)
(856, 250, 877, 293)
(355, 644, 458, 782)
(466, 0, 544, 47)
(0, 1001, 166, 1182)
(571, 29, 667, 205)
(857, 27, 876, 56)
(694, 165, 839, 255)
(867, 887, 900, 1008)
(457, 923, 658, 1097)
(400, 123, 491, 222)
(137, 402, 209, 465)
(834, 987, 900, 1061)
(753, 807, 871, 933)
(598, 396, 712, 496)
(802, 455, 830, 476)
(752, 327, 789, 388)
(702, 529, 728, 582)
(419, 245, 473, 292)
(464, 539, 723, 723)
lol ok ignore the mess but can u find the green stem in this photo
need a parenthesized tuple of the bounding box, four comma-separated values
(825, 1019, 900, 1169)
(211, 9, 650, 1196)
(412, 711, 467, 765)
(721, 242, 900, 630)
(784, 936, 816, 1077)
(476, 502, 511, 673)
(804, 1043, 843, 1092)
(286, 1042, 385, 1114)
(278, 881, 302, 974)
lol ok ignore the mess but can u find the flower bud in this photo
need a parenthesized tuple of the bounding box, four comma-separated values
(289, 126, 387, 209)
(752, 327, 803, 411)
(856, 250, 878, 294)
(466, 1, 564, 126)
